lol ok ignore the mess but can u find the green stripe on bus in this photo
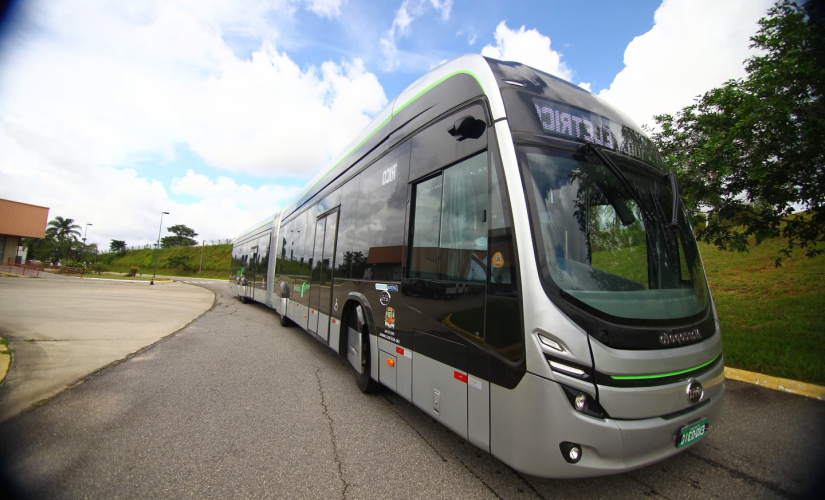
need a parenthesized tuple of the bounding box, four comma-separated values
(610, 355, 719, 380)
(235, 222, 272, 241)
(284, 69, 484, 214)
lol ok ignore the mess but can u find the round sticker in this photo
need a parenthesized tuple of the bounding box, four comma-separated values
(493, 251, 504, 268)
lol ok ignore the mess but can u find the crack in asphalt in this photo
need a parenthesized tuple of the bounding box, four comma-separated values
(509, 468, 547, 500)
(686, 451, 803, 500)
(379, 394, 504, 500)
(624, 472, 673, 499)
(314, 367, 351, 500)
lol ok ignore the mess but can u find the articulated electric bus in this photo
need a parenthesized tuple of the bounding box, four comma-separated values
(228, 54, 723, 478)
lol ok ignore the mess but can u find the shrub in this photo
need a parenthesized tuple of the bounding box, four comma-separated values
(126, 266, 140, 277)
(89, 262, 109, 275)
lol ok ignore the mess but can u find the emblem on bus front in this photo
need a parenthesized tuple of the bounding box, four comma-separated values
(659, 328, 701, 346)
(380, 291, 391, 306)
(686, 379, 704, 405)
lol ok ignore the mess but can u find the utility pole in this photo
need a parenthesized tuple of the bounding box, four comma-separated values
(199, 240, 204, 274)
(151, 211, 169, 285)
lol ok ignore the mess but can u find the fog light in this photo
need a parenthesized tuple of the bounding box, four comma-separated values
(559, 441, 582, 464)
(574, 392, 587, 412)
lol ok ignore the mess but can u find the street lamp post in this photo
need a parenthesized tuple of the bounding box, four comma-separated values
(82, 223, 93, 262)
(151, 212, 169, 285)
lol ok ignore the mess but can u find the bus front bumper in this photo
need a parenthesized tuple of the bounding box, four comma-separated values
(491, 373, 725, 478)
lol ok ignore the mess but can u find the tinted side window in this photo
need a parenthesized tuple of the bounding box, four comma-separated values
(353, 141, 411, 281)
(408, 174, 442, 279)
(407, 152, 489, 282)
(335, 175, 360, 279)
(438, 152, 488, 281)
(295, 211, 310, 276)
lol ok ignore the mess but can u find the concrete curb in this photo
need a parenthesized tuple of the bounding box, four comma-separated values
(0, 340, 9, 385)
(725, 367, 825, 401)
(0, 272, 33, 278)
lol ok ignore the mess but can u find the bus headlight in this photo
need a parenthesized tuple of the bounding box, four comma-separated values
(574, 392, 587, 411)
(560, 385, 608, 419)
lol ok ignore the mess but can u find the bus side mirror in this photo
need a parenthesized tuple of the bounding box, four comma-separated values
(447, 116, 486, 141)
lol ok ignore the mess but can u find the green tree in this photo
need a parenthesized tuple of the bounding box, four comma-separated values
(109, 239, 127, 253)
(649, 0, 824, 265)
(161, 224, 199, 247)
(45, 216, 82, 261)
(167, 255, 192, 270)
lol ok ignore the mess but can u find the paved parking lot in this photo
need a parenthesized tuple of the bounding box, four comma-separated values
(0, 279, 823, 499)
(0, 275, 214, 422)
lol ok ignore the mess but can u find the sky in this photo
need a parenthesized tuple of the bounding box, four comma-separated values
(0, 0, 775, 249)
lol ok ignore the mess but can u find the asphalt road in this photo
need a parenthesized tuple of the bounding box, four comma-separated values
(0, 281, 823, 499)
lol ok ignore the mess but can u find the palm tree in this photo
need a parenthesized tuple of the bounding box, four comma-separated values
(46, 216, 82, 262)
(47, 216, 82, 241)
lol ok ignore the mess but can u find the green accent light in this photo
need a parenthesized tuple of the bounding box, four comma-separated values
(610, 355, 720, 380)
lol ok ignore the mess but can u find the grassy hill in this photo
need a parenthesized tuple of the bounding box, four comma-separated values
(97, 244, 231, 279)
(700, 239, 824, 386)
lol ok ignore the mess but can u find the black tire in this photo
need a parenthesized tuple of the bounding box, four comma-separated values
(352, 315, 379, 393)
(279, 311, 291, 327)
(239, 294, 247, 304)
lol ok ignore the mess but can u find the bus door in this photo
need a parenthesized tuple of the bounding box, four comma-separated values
(308, 218, 326, 335)
(404, 103, 490, 447)
(309, 209, 339, 341)
(248, 245, 258, 300)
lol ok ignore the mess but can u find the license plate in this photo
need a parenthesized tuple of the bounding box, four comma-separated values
(676, 418, 707, 448)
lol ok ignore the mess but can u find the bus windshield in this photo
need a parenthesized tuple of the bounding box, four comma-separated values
(519, 145, 709, 321)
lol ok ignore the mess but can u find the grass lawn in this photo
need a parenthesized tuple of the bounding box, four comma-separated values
(700, 239, 824, 386)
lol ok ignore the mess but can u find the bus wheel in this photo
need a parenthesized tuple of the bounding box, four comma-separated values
(239, 294, 247, 304)
(279, 312, 291, 327)
(352, 318, 378, 393)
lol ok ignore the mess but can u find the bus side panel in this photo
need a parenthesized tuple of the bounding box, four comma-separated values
(412, 350, 468, 440)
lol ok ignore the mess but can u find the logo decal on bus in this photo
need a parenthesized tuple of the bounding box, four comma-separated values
(659, 328, 701, 346)
(493, 252, 504, 268)
(382, 163, 397, 186)
(384, 307, 395, 329)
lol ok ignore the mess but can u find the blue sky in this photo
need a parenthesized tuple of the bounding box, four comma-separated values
(0, 0, 774, 246)
(123, 0, 665, 201)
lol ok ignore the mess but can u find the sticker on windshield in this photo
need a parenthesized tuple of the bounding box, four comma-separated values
(493, 252, 504, 268)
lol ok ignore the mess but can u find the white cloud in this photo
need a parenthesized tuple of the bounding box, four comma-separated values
(304, 0, 348, 17)
(380, 0, 453, 71)
(598, 0, 774, 128)
(0, 120, 299, 246)
(578, 82, 592, 92)
(481, 21, 574, 82)
(0, 0, 385, 246)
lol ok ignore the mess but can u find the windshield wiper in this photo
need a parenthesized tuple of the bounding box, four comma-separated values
(667, 172, 680, 228)
(645, 182, 682, 268)
(581, 144, 660, 271)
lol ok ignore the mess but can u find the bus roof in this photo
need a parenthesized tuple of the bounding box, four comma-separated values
(276, 54, 649, 222)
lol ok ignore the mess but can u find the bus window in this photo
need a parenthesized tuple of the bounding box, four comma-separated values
(438, 152, 488, 281)
(353, 142, 410, 281)
(408, 174, 443, 279)
(334, 175, 360, 280)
